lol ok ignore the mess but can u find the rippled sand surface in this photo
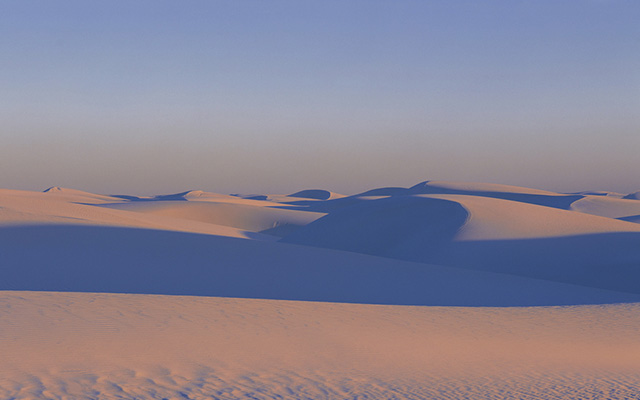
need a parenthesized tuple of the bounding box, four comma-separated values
(2, 292, 639, 399)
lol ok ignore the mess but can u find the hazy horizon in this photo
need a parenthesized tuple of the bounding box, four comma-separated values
(2, 1, 639, 195)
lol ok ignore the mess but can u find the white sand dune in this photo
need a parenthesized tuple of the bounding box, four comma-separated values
(97, 200, 323, 237)
(280, 180, 586, 214)
(0, 188, 270, 239)
(1, 291, 639, 400)
(282, 193, 640, 293)
(570, 195, 640, 219)
(624, 190, 640, 200)
(409, 180, 561, 195)
(2, 180, 640, 399)
(355, 180, 584, 209)
(43, 186, 126, 203)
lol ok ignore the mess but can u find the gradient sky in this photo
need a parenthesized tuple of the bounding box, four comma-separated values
(1, 1, 639, 195)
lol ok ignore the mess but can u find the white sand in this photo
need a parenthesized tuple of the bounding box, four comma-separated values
(1, 291, 639, 399)
(2, 181, 640, 399)
(570, 195, 640, 219)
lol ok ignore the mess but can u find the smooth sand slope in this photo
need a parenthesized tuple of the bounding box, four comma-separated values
(570, 195, 640, 219)
(1, 181, 640, 399)
(0, 188, 273, 239)
(4, 224, 640, 306)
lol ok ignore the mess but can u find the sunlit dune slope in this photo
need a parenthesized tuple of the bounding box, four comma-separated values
(570, 195, 640, 219)
(42, 186, 126, 203)
(97, 200, 323, 236)
(0, 188, 270, 239)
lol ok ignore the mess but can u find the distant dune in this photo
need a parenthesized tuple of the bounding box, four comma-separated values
(624, 190, 640, 200)
(1, 180, 640, 399)
(281, 191, 640, 294)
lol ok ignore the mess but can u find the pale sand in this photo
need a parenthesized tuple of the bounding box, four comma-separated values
(0, 188, 283, 239)
(570, 195, 640, 219)
(1, 291, 639, 400)
(2, 181, 640, 399)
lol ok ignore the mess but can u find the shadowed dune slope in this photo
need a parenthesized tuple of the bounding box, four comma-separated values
(281, 194, 640, 294)
(282, 196, 470, 256)
(619, 215, 640, 223)
(2, 224, 639, 306)
(287, 189, 343, 200)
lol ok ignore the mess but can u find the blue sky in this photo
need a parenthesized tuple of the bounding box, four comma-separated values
(1, 1, 639, 195)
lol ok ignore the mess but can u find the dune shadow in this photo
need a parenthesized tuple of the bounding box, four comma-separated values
(430, 232, 640, 295)
(2, 224, 639, 306)
(276, 183, 584, 214)
(618, 214, 640, 223)
(281, 196, 470, 258)
(287, 189, 333, 200)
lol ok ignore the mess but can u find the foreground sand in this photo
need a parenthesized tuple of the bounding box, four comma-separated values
(1, 291, 639, 399)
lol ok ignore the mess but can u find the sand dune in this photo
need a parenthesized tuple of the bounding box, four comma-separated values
(282, 193, 640, 293)
(43, 186, 125, 203)
(409, 180, 560, 195)
(97, 200, 323, 236)
(2, 180, 640, 398)
(570, 195, 640, 219)
(624, 190, 640, 200)
(0, 188, 269, 239)
(400, 180, 582, 209)
(279, 180, 586, 213)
